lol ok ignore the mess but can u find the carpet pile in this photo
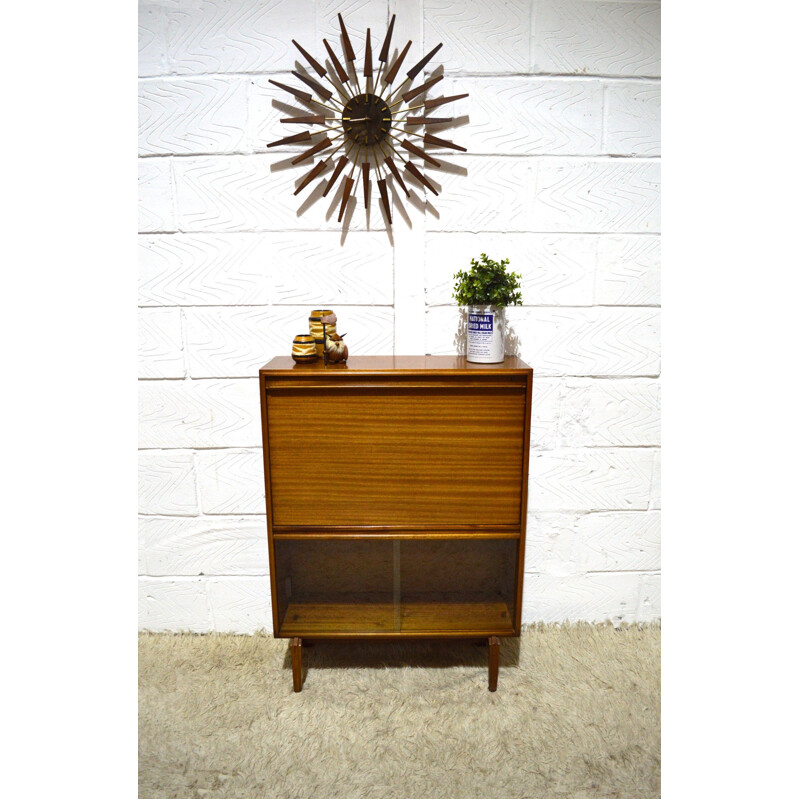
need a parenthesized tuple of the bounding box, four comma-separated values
(139, 624, 660, 798)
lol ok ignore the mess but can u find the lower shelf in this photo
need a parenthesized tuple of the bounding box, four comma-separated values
(278, 593, 515, 637)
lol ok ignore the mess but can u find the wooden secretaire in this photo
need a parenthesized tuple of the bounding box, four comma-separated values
(259, 356, 533, 691)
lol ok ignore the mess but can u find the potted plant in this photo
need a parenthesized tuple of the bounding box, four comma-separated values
(452, 254, 523, 363)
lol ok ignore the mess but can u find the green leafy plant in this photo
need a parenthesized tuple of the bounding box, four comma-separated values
(452, 254, 523, 308)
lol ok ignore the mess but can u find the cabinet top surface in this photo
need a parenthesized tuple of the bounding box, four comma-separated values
(261, 355, 532, 375)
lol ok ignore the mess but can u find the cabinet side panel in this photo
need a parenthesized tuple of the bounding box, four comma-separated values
(514, 371, 533, 633)
(266, 386, 525, 527)
(259, 373, 280, 636)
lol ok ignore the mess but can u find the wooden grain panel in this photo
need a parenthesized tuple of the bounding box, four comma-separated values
(400, 597, 514, 634)
(281, 597, 396, 635)
(273, 528, 520, 539)
(267, 386, 525, 526)
(260, 355, 532, 373)
(267, 378, 525, 390)
(279, 597, 514, 637)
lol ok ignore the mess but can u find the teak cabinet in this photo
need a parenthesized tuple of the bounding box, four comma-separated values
(259, 356, 533, 691)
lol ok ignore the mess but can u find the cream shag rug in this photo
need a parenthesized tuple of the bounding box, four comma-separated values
(139, 624, 660, 798)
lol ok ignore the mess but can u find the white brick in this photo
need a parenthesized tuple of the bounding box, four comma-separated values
(167, 0, 317, 74)
(425, 232, 595, 307)
(139, 577, 211, 632)
(138, 77, 248, 155)
(530, 378, 563, 450)
(514, 307, 660, 377)
(139, 233, 271, 306)
(248, 75, 301, 154)
(138, 1, 170, 77)
(529, 448, 654, 511)
(265, 233, 394, 304)
(427, 157, 532, 232)
(451, 77, 603, 155)
(139, 515, 268, 576)
(534, 0, 660, 77)
(558, 378, 660, 446)
(196, 449, 264, 514)
(316, 0, 390, 60)
(138, 307, 185, 378)
(138, 521, 148, 575)
(138, 451, 198, 516)
(208, 577, 272, 633)
(173, 155, 387, 233)
(424, 306, 462, 355)
(140, 230, 393, 307)
(650, 449, 660, 510)
(530, 377, 660, 449)
(524, 513, 581, 575)
(185, 306, 394, 378)
(429, 158, 660, 235)
(604, 81, 661, 155)
(174, 156, 661, 241)
(138, 157, 174, 232)
(424, 0, 530, 73)
(596, 234, 660, 305)
(638, 573, 660, 619)
(577, 511, 660, 571)
(174, 155, 294, 232)
(522, 572, 641, 624)
(138, 379, 260, 448)
(532, 159, 660, 233)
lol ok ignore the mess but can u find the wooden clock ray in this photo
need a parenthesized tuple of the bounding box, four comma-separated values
(267, 13, 468, 225)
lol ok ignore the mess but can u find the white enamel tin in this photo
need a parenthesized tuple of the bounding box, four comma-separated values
(466, 305, 505, 363)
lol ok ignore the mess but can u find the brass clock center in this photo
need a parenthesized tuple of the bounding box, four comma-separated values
(342, 94, 392, 146)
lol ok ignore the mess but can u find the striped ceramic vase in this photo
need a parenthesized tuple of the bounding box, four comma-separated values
(308, 309, 336, 356)
(291, 334, 318, 363)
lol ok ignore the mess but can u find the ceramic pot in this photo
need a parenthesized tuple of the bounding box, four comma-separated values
(466, 305, 505, 363)
(291, 334, 318, 363)
(309, 309, 336, 356)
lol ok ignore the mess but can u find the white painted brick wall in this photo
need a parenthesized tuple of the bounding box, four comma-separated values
(426, 232, 597, 306)
(139, 77, 249, 155)
(138, 451, 198, 516)
(450, 77, 604, 155)
(138, 515, 268, 575)
(138, 379, 260, 448)
(424, 0, 531, 73)
(138, 157, 174, 232)
(138, 307, 185, 378)
(533, 0, 660, 77)
(195, 449, 265, 515)
(139, 0, 661, 631)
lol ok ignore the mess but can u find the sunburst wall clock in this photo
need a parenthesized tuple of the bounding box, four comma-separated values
(267, 13, 468, 226)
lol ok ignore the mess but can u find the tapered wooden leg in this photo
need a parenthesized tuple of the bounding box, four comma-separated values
(291, 637, 303, 692)
(488, 636, 500, 692)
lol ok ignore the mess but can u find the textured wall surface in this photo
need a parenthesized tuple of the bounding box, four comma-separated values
(139, 0, 661, 632)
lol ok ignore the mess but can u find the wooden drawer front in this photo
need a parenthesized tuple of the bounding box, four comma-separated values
(266, 383, 526, 527)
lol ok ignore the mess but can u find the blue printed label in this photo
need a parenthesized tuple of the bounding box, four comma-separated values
(468, 313, 493, 332)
